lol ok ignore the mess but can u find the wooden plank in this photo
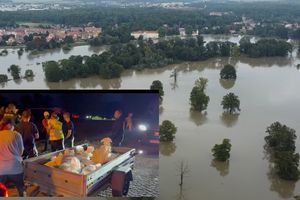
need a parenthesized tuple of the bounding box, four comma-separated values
(25, 169, 84, 195)
(25, 175, 83, 197)
(24, 145, 135, 197)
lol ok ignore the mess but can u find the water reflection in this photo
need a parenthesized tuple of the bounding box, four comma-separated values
(0, 82, 6, 88)
(220, 112, 240, 128)
(97, 78, 122, 89)
(160, 141, 177, 156)
(159, 106, 164, 115)
(176, 185, 189, 200)
(25, 77, 34, 82)
(267, 164, 296, 199)
(210, 159, 230, 177)
(264, 148, 297, 199)
(239, 56, 294, 68)
(189, 111, 208, 126)
(219, 79, 236, 89)
(13, 78, 22, 85)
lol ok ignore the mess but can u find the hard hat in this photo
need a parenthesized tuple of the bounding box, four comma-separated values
(43, 111, 50, 117)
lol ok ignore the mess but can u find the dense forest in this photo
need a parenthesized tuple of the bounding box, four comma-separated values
(43, 36, 292, 82)
(1, 2, 300, 39)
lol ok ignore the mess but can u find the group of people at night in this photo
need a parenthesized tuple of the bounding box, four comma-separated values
(0, 102, 134, 197)
(0, 103, 75, 196)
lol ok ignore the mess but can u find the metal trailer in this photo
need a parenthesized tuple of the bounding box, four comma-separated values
(23, 146, 136, 197)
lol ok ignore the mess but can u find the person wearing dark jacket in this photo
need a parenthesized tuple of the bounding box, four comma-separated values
(15, 110, 39, 159)
(63, 112, 75, 148)
(111, 110, 124, 146)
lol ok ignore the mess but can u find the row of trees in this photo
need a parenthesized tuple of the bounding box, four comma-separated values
(44, 36, 292, 82)
(43, 55, 124, 82)
(25, 34, 74, 51)
(89, 25, 133, 46)
(239, 37, 292, 58)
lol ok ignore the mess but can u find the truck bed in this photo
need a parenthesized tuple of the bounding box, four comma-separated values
(24, 146, 135, 197)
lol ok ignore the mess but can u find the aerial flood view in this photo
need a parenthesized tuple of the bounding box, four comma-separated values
(0, 0, 300, 199)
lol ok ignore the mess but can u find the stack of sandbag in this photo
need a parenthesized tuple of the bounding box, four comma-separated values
(44, 137, 113, 175)
(91, 137, 112, 165)
(44, 152, 64, 167)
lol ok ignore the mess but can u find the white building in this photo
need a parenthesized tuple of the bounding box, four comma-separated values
(131, 31, 159, 39)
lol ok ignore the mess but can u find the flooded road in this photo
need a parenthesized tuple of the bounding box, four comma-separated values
(1, 35, 300, 199)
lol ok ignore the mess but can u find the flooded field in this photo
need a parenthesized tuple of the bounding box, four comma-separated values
(1, 34, 300, 199)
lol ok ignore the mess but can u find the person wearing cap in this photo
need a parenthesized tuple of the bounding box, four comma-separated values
(63, 112, 75, 148)
(48, 112, 64, 152)
(15, 110, 39, 159)
(0, 118, 25, 197)
(42, 111, 50, 152)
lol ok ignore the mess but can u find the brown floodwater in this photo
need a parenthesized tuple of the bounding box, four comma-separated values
(1, 35, 300, 199)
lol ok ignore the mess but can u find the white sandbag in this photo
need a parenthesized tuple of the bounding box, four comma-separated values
(75, 146, 84, 155)
(60, 156, 81, 173)
(81, 165, 97, 175)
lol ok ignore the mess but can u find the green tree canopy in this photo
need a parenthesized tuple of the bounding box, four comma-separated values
(265, 122, 297, 153)
(9, 64, 21, 80)
(190, 77, 210, 112)
(159, 120, 177, 142)
(150, 80, 164, 104)
(212, 138, 232, 162)
(24, 69, 34, 77)
(265, 122, 299, 181)
(0, 74, 8, 83)
(43, 61, 62, 82)
(220, 64, 237, 80)
(221, 92, 241, 113)
(274, 151, 300, 181)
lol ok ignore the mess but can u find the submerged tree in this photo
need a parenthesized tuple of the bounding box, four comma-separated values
(274, 151, 300, 181)
(24, 69, 34, 78)
(220, 64, 236, 79)
(9, 64, 21, 80)
(178, 160, 190, 187)
(265, 122, 296, 153)
(160, 120, 177, 142)
(221, 92, 241, 113)
(150, 80, 164, 104)
(212, 138, 232, 162)
(43, 61, 62, 82)
(190, 77, 210, 112)
(0, 74, 8, 83)
(265, 122, 299, 181)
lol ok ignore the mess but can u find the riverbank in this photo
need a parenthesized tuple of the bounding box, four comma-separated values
(0, 41, 89, 53)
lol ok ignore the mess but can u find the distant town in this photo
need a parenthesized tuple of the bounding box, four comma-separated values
(0, 25, 102, 46)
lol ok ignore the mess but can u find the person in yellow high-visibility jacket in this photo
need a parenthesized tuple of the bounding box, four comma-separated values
(48, 112, 64, 152)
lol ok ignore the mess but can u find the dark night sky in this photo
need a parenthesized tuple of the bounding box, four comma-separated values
(0, 91, 159, 121)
